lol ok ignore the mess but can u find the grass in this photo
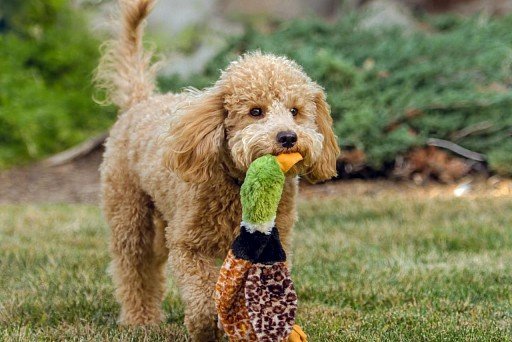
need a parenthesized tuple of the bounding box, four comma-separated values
(1, 194, 511, 341)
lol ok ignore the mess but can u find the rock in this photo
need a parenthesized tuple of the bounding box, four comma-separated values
(400, 0, 512, 16)
(218, 0, 342, 20)
(453, 182, 471, 197)
(360, 0, 417, 30)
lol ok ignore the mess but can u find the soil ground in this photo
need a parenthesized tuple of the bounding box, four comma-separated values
(0, 148, 511, 204)
(0, 149, 103, 204)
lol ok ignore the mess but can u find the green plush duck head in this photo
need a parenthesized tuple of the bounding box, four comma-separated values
(240, 153, 303, 235)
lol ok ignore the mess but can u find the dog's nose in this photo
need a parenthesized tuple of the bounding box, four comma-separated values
(276, 131, 298, 148)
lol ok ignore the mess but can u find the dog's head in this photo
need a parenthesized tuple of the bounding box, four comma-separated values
(165, 52, 340, 183)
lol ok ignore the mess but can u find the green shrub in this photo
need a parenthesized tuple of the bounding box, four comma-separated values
(160, 14, 512, 175)
(0, 0, 115, 168)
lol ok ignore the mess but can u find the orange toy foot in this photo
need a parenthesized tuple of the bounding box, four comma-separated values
(288, 324, 307, 342)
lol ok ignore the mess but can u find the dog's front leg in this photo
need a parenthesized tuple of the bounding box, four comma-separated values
(168, 242, 223, 342)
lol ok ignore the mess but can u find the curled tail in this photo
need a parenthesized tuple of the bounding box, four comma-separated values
(95, 0, 158, 110)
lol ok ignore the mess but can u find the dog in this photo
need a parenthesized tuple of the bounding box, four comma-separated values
(95, 0, 340, 340)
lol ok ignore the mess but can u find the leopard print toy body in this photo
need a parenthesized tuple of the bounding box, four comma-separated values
(215, 228, 298, 341)
(215, 250, 257, 341)
(245, 263, 297, 342)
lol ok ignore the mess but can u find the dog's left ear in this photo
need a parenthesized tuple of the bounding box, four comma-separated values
(304, 89, 340, 184)
(164, 87, 226, 183)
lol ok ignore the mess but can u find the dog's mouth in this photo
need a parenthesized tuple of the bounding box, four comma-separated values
(270, 144, 304, 156)
(229, 133, 315, 175)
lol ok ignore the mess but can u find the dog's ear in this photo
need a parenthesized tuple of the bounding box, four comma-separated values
(164, 88, 226, 183)
(304, 89, 340, 184)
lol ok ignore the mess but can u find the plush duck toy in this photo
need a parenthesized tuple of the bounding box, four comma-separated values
(215, 153, 307, 342)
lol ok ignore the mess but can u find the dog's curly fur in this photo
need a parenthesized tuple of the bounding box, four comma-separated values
(95, 0, 340, 340)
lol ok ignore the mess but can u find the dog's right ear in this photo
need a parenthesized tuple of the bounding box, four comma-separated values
(164, 87, 226, 183)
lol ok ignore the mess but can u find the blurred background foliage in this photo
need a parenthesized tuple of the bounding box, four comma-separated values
(1, 0, 511, 176)
(160, 14, 512, 176)
(0, 0, 115, 168)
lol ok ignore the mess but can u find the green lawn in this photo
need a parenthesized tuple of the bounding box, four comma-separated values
(1, 195, 511, 341)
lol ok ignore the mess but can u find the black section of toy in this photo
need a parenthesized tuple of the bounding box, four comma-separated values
(232, 226, 287, 264)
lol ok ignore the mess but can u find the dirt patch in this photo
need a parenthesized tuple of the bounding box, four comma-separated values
(300, 176, 512, 201)
(0, 148, 103, 204)
(1, 148, 510, 204)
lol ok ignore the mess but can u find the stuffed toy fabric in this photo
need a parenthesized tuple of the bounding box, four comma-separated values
(215, 153, 307, 342)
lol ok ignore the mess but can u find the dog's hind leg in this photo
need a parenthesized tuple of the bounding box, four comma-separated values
(102, 173, 168, 325)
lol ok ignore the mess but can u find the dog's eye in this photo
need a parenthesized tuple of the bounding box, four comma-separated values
(249, 108, 263, 117)
(290, 108, 298, 116)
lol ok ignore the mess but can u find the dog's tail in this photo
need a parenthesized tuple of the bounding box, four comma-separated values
(95, 0, 158, 111)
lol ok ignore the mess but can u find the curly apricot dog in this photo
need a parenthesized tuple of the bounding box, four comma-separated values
(95, 0, 339, 340)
